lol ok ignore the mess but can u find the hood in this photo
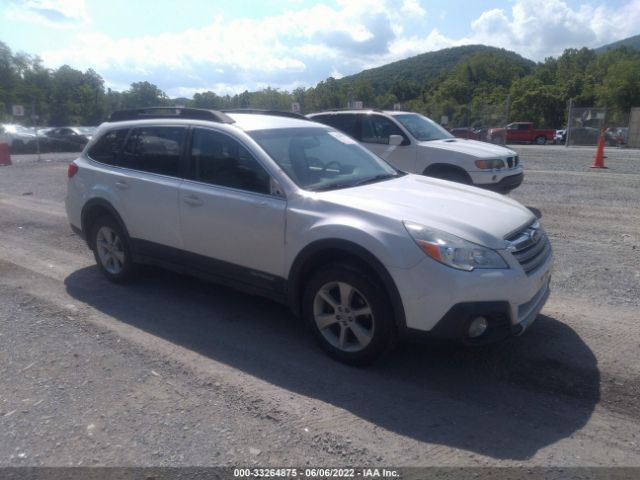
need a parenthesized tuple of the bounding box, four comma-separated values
(419, 138, 516, 158)
(317, 174, 534, 249)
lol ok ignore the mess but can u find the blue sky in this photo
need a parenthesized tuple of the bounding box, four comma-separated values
(1, 0, 639, 97)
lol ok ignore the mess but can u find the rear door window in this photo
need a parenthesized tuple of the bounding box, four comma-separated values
(189, 128, 271, 194)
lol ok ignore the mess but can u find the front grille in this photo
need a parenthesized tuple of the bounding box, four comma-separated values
(506, 222, 551, 274)
(505, 156, 519, 168)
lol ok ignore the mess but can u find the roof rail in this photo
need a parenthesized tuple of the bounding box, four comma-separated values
(318, 108, 384, 113)
(108, 107, 235, 124)
(222, 108, 308, 120)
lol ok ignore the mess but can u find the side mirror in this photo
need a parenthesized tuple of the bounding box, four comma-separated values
(270, 177, 286, 198)
(389, 134, 404, 146)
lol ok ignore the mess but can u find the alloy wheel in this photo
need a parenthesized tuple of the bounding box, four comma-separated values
(312, 281, 375, 352)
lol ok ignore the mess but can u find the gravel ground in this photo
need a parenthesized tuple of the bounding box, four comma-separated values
(0, 146, 639, 469)
(510, 145, 640, 309)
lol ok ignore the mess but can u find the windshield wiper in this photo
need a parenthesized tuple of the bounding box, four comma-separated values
(311, 173, 400, 192)
(311, 182, 357, 192)
(351, 173, 399, 187)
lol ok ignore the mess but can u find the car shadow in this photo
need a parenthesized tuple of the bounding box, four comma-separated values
(65, 266, 599, 461)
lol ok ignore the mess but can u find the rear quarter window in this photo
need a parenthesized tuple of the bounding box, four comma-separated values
(313, 114, 360, 140)
(88, 129, 129, 165)
(121, 126, 186, 177)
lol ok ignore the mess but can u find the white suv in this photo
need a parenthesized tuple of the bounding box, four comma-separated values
(308, 110, 524, 193)
(66, 108, 552, 364)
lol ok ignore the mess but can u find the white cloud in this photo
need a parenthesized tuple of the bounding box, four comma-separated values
(38, 0, 411, 95)
(5, 0, 90, 28)
(30, 0, 640, 97)
(465, 0, 640, 59)
(401, 0, 427, 17)
(366, 0, 640, 67)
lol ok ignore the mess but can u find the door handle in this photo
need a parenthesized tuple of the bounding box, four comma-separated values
(115, 181, 129, 190)
(252, 201, 269, 208)
(183, 194, 203, 207)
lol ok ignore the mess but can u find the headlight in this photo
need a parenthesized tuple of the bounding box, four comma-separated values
(475, 159, 504, 169)
(403, 221, 508, 271)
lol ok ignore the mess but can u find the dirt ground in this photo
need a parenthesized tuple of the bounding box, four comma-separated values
(0, 144, 639, 468)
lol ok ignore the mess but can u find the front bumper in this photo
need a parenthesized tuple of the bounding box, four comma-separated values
(469, 168, 524, 192)
(481, 172, 524, 193)
(421, 276, 550, 344)
(390, 249, 553, 344)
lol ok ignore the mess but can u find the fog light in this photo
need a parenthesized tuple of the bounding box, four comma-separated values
(468, 316, 488, 338)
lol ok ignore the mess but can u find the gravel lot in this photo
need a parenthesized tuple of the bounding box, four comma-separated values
(0, 144, 639, 469)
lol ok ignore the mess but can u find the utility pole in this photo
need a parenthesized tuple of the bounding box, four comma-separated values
(565, 98, 574, 147)
(505, 94, 511, 126)
(32, 99, 41, 162)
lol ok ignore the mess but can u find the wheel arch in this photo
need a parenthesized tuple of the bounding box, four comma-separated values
(287, 239, 406, 330)
(423, 163, 472, 183)
(81, 198, 131, 251)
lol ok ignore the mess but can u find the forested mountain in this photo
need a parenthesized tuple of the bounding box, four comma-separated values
(596, 34, 640, 53)
(1, 39, 639, 130)
(336, 45, 535, 96)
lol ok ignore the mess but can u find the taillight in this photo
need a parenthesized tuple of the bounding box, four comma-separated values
(68, 162, 79, 178)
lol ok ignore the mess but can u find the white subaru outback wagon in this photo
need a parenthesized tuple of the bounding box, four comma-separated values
(66, 108, 552, 364)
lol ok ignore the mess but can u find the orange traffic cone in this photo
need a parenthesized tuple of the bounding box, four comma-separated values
(0, 143, 11, 166)
(590, 129, 607, 169)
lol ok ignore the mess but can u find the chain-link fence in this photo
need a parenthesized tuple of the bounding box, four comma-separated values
(564, 105, 632, 148)
(565, 106, 608, 147)
(627, 108, 640, 148)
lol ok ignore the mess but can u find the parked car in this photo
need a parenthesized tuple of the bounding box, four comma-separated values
(488, 122, 556, 145)
(42, 127, 91, 152)
(450, 127, 486, 141)
(0, 124, 38, 153)
(308, 110, 523, 194)
(77, 126, 97, 139)
(606, 127, 628, 146)
(561, 127, 617, 146)
(554, 129, 566, 144)
(66, 107, 552, 364)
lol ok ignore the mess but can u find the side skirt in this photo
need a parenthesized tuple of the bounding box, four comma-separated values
(129, 238, 288, 305)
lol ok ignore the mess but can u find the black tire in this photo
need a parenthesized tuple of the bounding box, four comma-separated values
(535, 136, 547, 145)
(426, 168, 471, 185)
(91, 215, 136, 283)
(303, 263, 396, 365)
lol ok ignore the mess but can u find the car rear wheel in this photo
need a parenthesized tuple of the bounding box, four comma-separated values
(92, 216, 136, 283)
(303, 263, 396, 365)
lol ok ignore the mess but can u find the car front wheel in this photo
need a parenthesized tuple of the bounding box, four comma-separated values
(303, 263, 396, 365)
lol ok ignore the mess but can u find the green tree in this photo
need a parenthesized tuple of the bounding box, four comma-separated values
(121, 81, 168, 109)
(509, 77, 564, 127)
(192, 91, 223, 109)
(597, 58, 640, 114)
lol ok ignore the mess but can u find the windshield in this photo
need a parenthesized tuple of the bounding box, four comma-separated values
(393, 114, 453, 141)
(249, 127, 401, 191)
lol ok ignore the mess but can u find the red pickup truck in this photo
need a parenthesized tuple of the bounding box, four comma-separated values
(488, 122, 556, 145)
